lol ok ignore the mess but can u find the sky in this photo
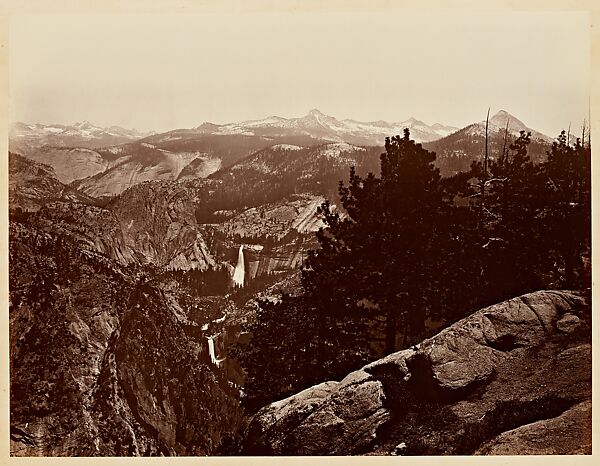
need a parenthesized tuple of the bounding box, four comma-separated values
(9, 10, 591, 137)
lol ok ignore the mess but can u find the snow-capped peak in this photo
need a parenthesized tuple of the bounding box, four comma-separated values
(271, 144, 302, 151)
(403, 116, 422, 125)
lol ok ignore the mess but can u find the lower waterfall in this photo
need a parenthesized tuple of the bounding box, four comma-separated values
(207, 336, 220, 366)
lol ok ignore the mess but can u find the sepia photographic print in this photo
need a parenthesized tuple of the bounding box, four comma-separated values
(2, 0, 596, 461)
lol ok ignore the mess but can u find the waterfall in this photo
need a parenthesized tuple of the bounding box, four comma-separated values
(207, 337, 218, 365)
(232, 245, 245, 287)
(207, 336, 224, 367)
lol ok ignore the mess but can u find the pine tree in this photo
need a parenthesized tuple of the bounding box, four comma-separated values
(541, 131, 591, 288)
(486, 131, 547, 294)
(303, 129, 460, 353)
(460, 130, 547, 303)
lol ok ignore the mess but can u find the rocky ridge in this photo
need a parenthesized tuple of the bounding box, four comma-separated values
(424, 110, 552, 176)
(15, 147, 114, 184)
(72, 148, 216, 197)
(71, 134, 325, 197)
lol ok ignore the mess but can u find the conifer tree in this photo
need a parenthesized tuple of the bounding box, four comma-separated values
(486, 131, 546, 294)
(233, 125, 593, 413)
(541, 131, 591, 288)
(300, 129, 461, 353)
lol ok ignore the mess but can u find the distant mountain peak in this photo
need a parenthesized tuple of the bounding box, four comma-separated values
(444, 110, 552, 143)
(488, 110, 530, 135)
(402, 116, 428, 127)
(308, 108, 325, 117)
(196, 121, 220, 131)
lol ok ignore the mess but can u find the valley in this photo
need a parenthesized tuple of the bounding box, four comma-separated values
(7, 109, 591, 457)
(6, 4, 593, 457)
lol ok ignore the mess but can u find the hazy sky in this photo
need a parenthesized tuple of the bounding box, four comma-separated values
(9, 11, 590, 136)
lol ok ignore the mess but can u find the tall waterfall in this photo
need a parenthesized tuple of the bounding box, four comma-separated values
(207, 337, 218, 365)
(232, 245, 245, 287)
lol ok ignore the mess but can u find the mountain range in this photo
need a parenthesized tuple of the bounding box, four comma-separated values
(9, 109, 556, 198)
(189, 108, 458, 145)
(9, 109, 456, 159)
(7, 104, 558, 285)
(10, 121, 154, 153)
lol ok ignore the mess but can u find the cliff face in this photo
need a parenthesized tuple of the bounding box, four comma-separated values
(236, 241, 313, 281)
(213, 194, 326, 240)
(209, 194, 325, 283)
(28, 180, 216, 272)
(72, 151, 206, 197)
(109, 182, 216, 270)
(9, 223, 242, 456)
(242, 290, 591, 455)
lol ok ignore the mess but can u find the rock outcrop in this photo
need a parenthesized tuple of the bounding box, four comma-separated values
(474, 400, 592, 455)
(213, 194, 326, 241)
(242, 290, 591, 455)
(25, 179, 217, 271)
